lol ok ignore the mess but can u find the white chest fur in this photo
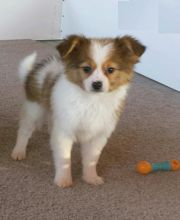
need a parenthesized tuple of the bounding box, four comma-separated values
(51, 76, 129, 143)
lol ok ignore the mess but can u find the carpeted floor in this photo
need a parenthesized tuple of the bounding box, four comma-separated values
(0, 40, 180, 220)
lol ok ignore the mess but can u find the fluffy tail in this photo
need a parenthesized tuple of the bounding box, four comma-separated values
(19, 52, 37, 83)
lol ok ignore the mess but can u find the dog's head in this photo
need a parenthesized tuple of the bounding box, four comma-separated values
(57, 35, 146, 93)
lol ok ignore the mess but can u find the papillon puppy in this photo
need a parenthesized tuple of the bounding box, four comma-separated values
(11, 35, 145, 187)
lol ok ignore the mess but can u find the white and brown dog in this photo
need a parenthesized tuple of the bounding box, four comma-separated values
(11, 35, 145, 187)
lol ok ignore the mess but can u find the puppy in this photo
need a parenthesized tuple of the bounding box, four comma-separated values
(11, 35, 145, 187)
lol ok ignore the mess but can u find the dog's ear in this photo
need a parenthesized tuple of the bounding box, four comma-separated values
(115, 35, 146, 62)
(56, 35, 88, 59)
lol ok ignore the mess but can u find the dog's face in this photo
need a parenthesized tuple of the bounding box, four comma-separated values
(57, 35, 146, 93)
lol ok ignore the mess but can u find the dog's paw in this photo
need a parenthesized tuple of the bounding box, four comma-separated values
(83, 175, 104, 185)
(54, 176, 73, 188)
(11, 148, 26, 161)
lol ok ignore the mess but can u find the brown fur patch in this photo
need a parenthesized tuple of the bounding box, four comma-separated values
(25, 59, 60, 109)
(102, 59, 133, 91)
(66, 60, 96, 89)
(56, 35, 91, 64)
(114, 35, 146, 64)
(25, 70, 41, 103)
(108, 70, 133, 91)
(57, 35, 94, 88)
(41, 73, 59, 108)
(102, 36, 146, 91)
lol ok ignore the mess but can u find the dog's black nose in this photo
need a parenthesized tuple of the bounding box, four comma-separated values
(92, 81, 102, 91)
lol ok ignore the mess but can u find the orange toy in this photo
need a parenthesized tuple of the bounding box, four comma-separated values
(136, 160, 180, 175)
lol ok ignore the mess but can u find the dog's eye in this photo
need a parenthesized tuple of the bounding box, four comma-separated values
(82, 66, 92, 74)
(107, 67, 115, 74)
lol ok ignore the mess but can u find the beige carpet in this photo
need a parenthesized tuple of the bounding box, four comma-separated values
(0, 40, 180, 220)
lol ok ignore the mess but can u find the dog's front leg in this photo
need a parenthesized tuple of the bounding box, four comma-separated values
(81, 136, 107, 185)
(51, 128, 73, 188)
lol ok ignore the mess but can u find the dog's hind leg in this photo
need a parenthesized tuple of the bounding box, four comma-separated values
(11, 100, 44, 160)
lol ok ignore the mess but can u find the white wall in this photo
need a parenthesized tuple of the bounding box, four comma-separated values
(61, 0, 118, 38)
(0, 0, 62, 40)
(61, 0, 180, 91)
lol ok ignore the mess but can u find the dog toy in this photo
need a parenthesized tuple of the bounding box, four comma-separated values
(136, 160, 180, 175)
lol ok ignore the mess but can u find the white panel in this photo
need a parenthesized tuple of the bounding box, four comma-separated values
(0, 0, 62, 40)
(159, 0, 180, 33)
(118, 0, 158, 31)
(61, 0, 118, 38)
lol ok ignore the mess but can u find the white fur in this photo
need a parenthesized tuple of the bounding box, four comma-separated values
(90, 40, 113, 65)
(83, 41, 113, 92)
(11, 101, 45, 160)
(36, 56, 64, 87)
(50, 75, 129, 186)
(52, 75, 129, 142)
(19, 52, 37, 83)
(83, 68, 109, 92)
